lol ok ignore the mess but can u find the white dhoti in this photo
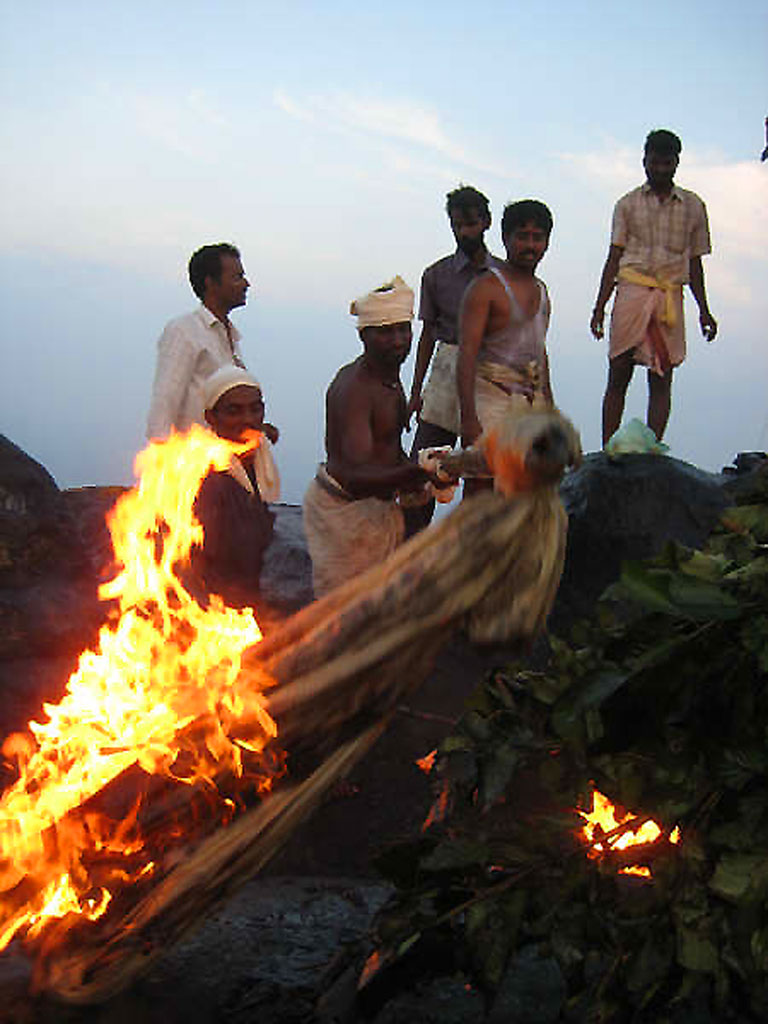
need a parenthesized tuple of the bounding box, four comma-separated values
(420, 342, 461, 434)
(302, 466, 405, 599)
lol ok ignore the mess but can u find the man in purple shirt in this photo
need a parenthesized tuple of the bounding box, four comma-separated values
(404, 186, 502, 536)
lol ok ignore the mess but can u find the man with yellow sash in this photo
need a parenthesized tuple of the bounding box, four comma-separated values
(590, 129, 718, 445)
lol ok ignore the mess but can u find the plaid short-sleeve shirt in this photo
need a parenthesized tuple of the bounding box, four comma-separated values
(611, 183, 711, 285)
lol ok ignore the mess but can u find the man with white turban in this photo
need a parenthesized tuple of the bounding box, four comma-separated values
(303, 277, 436, 598)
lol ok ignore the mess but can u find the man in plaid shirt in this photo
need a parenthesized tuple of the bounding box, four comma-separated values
(590, 130, 718, 445)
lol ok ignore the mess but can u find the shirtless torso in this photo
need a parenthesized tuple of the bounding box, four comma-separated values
(325, 325, 429, 500)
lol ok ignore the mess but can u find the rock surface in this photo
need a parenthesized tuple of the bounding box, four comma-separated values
(1, 439, 766, 1022)
(552, 452, 729, 634)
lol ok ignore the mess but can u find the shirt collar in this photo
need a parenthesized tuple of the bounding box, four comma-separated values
(197, 302, 241, 341)
(640, 182, 683, 202)
(451, 247, 493, 273)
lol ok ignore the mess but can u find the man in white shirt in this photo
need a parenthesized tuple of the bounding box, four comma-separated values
(146, 243, 251, 438)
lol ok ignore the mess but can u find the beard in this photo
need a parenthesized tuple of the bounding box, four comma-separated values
(457, 233, 484, 256)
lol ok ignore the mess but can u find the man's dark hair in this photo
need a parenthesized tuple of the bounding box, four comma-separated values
(501, 200, 553, 239)
(446, 185, 490, 222)
(644, 129, 682, 157)
(188, 243, 241, 300)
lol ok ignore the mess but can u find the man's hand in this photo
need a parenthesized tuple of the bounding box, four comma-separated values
(590, 308, 606, 339)
(406, 392, 422, 430)
(263, 422, 280, 444)
(700, 311, 718, 343)
(460, 416, 483, 449)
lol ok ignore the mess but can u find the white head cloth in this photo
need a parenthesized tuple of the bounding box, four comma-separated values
(203, 365, 262, 411)
(350, 275, 414, 328)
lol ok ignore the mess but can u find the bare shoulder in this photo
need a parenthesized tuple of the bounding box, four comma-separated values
(465, 270, 499, 303)
(327, 359, 373, 409)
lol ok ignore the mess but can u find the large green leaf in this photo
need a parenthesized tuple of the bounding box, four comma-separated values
(709, 853, 766, 901)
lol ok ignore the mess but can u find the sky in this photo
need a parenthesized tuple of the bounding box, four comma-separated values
(1, 0, 767, 504)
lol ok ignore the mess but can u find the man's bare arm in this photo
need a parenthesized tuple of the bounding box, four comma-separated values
(688, 256, 718, 341)
(590, 244, 623, 339)
(407, 322, 437, 427)
(457, 278, 491, 446)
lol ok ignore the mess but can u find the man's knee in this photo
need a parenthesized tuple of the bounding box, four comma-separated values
(606, 353, 634, 392)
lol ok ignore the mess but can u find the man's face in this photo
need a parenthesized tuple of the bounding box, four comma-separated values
(205, 384, 265, 442)
(503, 220, 550, 271)
(643, 149, 678, 191)
(361, 321, 413, 368)
(205, 254, 250, 312)
(449, 206, 490, 257)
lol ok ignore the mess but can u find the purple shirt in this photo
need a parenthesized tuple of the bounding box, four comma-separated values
(419, 249, 503, 345)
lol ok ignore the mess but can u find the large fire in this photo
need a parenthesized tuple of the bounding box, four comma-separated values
(578, 788, 680, 878)
(0, 426, 279, 954)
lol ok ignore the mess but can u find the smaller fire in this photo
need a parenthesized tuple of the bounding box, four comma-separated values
(577, 788, 680, 878)
(415, 749, 437, 774)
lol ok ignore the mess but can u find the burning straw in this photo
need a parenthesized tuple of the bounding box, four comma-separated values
(0, 410, 581, 1003)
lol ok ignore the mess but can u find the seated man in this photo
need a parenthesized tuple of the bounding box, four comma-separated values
(191, 366, 280, 608)
(303, 276, 434, 599)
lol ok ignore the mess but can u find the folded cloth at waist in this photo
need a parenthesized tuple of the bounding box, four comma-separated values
(474, 362, 550, 449)
(617, 266, 681, 327)
(314, 463, 356, 501)
(476, 359, 542, 397)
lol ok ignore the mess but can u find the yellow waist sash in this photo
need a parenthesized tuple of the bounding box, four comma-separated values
(617, 267, 681, 327)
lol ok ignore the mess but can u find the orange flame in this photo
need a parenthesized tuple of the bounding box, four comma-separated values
(577, 789, 680, 878)
(415, 749, 437, 774)
(0, 426, 279, 953)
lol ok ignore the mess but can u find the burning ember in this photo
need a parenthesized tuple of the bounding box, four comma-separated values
(415, 749, 437, 774)
(577, 788, 680, 878)
(0, 426, 279, 954)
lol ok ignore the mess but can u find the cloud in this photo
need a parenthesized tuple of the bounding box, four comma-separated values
(273, 88, 507, 178)
(562, 143, 768, 259)
(560, 142, 768, 306)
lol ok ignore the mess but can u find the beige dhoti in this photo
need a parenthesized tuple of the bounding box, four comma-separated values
(610, 268, 685, 376)
(302, 465, 405, 599)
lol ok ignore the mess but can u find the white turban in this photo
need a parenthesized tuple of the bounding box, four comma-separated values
(350, 275, 414, 328)
(203, 365, 262, 411)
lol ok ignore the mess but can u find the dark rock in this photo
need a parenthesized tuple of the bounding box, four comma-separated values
(370, 975, 485, 1023)
(0, 435, 89, 586)
(261, 504, 313, 612)
(61, 486, 127, 580)
(722, 451, 768, 476)
(488, 945, 565, 1024)
(0, 579, 106, 659)
(9, 877, 392, 1024)
(551, 452, 729, 634)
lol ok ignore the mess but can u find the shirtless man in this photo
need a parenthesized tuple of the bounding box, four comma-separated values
(458, 200, 554, 465)
(303, 277, 432, 598)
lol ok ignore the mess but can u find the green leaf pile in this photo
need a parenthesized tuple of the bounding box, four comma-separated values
(366, 469, 768, 1022)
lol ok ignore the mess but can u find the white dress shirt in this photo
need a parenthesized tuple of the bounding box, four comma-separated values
(146, 304, 245, 439)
